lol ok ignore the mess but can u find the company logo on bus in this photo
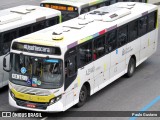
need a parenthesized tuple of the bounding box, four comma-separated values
(21, 67, 27, 74)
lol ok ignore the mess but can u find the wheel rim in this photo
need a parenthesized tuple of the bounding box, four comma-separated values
(129, 60, 135, 74)
(80, 88, 86, 102)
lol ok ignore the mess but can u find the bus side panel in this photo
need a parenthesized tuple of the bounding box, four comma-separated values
(154, 29, 159, 52)
(93, 55, 108, 93)
(77, 63, 94, 95)
(64, 90, 74, 110)
(140, 34, 149, 62)
(103, 54, 111, 83)
(110, 46, 126, 81)
(126, 38, 141, 68)
(64, 77, 81, 111)
(147, 30, 158, 56)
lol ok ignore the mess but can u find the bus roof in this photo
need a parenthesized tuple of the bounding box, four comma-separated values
(13, 2, 157, 54)
(0, 5, 61, 32)
(41, 0, 108, 8)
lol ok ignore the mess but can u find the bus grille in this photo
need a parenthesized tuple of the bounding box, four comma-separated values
(11, 83, 51, 96)
(16, 98, 48, 110)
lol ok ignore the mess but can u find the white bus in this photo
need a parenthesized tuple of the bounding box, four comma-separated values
(147, 0, 160, 4)
(0, 5, 61, 88)
(40, 0, 149, 21)
(4, 2, 158, 111)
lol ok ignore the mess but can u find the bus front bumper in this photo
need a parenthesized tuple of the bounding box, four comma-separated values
(9, 92, 64, 112)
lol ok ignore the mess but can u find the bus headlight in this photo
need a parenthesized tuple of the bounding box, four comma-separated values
(49, 95, 62, 105)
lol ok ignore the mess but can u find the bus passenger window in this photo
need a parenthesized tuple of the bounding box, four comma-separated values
(93, 36, 105, 60)
(81, 8, 89, 14)
(90, 6, 97, 11)
(79, 41, 92, 67)
(2, 30, 17, 55)
(110, 0, 116, 5)
(138, 16, 147, 36)
(148, 11, 156, 32)
(19, 26, 32, 37)
(33, 21, 45, 32)
(46, 18, 57, 27)
(98, 3, 106, 8)
(118, 25, 127, 47)
(129, 20, 138, 41)
(106, 29, 117, 52)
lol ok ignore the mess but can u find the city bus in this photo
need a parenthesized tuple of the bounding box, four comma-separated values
(40, 0, 148, 21)
(4, 2, 158, 111)
(147, 0, 160, 4)
(0, 5, 61, 88)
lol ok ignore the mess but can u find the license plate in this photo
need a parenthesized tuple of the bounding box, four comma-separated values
(26, 103, 36, 108)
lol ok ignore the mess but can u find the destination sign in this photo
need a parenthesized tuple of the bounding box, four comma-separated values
(12, 42, 61, 55)
(42, 4, 77, 12)
(23, 45, 50, 53)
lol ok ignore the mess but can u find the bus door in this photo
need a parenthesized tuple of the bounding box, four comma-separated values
(110, 26, 127, 79)
(93, 36, 106, 91)
(64, 47, 78, 109)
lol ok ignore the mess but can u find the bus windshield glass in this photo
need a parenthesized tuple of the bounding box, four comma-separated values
(10, 54, 63, 89)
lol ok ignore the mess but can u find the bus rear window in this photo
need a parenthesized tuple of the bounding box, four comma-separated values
(12, 42, 61, 55)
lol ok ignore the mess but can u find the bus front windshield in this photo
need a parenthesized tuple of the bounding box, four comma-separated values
(10, 54, 63, 89)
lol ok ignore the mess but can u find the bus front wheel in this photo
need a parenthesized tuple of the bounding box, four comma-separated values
(76, 85, 88, 107)
(126, 57, 136, 77)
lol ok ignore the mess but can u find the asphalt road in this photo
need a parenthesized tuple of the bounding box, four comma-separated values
(0, 1, 160, 120)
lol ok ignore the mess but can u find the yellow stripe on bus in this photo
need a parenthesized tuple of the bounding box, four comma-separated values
(156, 10, 159, 28)
(77, 76, 81, 87)
(11, 88, 55, 103)
(18, 39, 54, 46)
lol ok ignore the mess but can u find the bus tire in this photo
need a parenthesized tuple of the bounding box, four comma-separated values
(126, 57, 136, 77)
(76, 85, 88, 108)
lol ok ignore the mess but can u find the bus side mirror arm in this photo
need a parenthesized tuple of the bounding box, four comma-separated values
(3, 52, 11, 72)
